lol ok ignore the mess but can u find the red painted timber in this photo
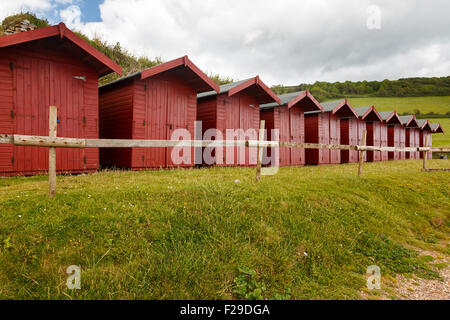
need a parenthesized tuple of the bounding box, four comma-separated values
(366, 122, 382, 162)
(99, 56, 214, 169)
(197, 77, 278, 166)
(0, 25, 119, 176)
(305, 112, 331, 165)
(398, 126, 406, 160)
(260, 91, 322, 167)
(387, 126, 401, 160)
(380, 124, 388, 161)
(357, 119, 366, 162)
(340, 118, 359, 163)
(260, 108, 290, 167)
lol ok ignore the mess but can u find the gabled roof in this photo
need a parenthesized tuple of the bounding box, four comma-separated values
(417, 119, 432, 131)
(198, 76, 281, 104)
(398, 115, 419, 128)
(260, 90, 323, 112)
(431, 123, 444, 134)
(0, 22, 122, 77)
(378, 110, 402, 125)
(354, 105, 383, 122)
(100, 56, 219, 93)
(306, 99, 358, 118)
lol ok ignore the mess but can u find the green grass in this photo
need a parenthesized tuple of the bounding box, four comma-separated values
(0, 161, 449, 299)
(348, 96, 450, 115)
(429, 118, 450, 147)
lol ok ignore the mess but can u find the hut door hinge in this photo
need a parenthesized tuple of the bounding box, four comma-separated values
(9, 62, 14, 71)
(142, 155, 145, 162)
(10, 110, 14, 119)
(144, 84, 147, 90)
(83, 116, 86, 124)
(83, 156, 87, 165)
(143, 120, 146, 126)
(11, 156, 14, 164)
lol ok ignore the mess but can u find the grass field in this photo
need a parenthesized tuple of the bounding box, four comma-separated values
(348, 96, 450, 115)
(0, 161, 449, 299)
(429, 118, 449, 147)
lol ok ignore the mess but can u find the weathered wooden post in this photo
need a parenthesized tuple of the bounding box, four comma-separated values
(358, 130, 367, 177)
(49, 106, 57, 197)
(423, 135, 429, 171)
(256, 120, 265, 182)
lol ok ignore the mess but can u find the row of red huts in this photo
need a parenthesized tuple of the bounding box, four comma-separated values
(0, 23, 445, 175)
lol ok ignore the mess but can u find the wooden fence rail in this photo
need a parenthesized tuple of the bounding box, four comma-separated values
(2, 134, 449, 152)
(0, 107, 448, 196)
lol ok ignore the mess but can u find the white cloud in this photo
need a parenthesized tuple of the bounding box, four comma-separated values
(59, 4, 82, 29)
(2, 0, 450, 85)
(0, 0, 54, 20)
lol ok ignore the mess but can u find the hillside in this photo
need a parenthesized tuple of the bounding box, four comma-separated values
(272, 77, 450, 102)
(348, 96, 450, 116)
(0, 161, 449, 299)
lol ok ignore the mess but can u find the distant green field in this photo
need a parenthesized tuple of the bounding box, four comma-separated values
(429, 118, 449, 147)
(348, 96, 450, 115)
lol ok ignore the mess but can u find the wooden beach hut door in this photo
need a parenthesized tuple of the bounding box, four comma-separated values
(144, 79, 168, 167)
(166, 85, 193, 167)
(290, 107, 304, 166)
(13, 57, 86, 173)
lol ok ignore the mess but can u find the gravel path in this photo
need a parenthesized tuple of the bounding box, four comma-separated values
(361, 247, 449, 300)
(393, 249, 449, 300)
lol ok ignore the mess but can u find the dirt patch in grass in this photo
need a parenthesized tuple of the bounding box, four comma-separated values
(361, 246, 449, 300)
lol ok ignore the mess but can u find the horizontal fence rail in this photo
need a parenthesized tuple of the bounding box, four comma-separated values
(0, 106, 448, 197)
(1, 134, 449, 153)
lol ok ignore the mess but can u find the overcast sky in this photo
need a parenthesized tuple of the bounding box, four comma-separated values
(2, 0, 450, 86)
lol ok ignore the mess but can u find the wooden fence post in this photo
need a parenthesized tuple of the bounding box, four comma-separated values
(256, 120, 265, 182)
(423, 135, 429, 171)
(49, 106, 57, 197)
(358, 130, 367, 177)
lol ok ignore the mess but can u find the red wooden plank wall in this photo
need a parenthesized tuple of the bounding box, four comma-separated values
(399, 127, 406, 160)
(329, 114, 340, 164)
(405, 128, 412, 159)
(413, 128, 420, 159)
(0, 52, 14, 174)
(366, 122, 382, 162)
(260, 108, 290, 167)
(357, 120, 366, 162)
(278, 107, 291, 166)
(380, 124, 388, 161)
(198, 92, 260, 166)
(0, 46, 98, 176)
(305, 113, 319, 164)
(289, 106, 305, 166)
(99, 81, 134, 168)
(100, 74, 197, 169)
(419, 132, 432, 160)
(340, 118, 358, 163)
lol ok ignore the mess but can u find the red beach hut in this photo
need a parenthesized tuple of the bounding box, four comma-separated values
(431, 123, 444, 134)
(99, 56, 219, 169)
(260, 91, 323, 167)
(378, 111, 403, 160)
(418, 120, 433, 160)
(0, 23, 122, 176)
(353, 106, 383, 162)
(197, 76, 280, 166)
(399, 115, 420, 160)
(305, 99, 358, 165)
